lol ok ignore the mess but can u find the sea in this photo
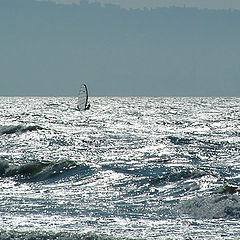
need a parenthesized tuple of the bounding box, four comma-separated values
(0, 96, 240, 240)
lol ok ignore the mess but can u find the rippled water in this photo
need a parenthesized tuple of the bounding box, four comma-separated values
(0, 97, 240, 239)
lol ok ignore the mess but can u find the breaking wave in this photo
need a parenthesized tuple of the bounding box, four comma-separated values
(178, 191, 240, 219)
(0, 160, 93, 182)
(0, 125, 43, 135)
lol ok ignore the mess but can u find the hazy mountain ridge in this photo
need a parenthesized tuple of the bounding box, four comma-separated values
(37, 0, 240, 11)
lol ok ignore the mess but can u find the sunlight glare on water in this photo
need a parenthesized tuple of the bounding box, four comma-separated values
(0, 97, 240, 239)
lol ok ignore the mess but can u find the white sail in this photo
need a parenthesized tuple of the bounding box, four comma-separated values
(77, 84, 89, 110)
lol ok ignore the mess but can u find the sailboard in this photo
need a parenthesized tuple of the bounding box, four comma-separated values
(77, 84, 90, 110)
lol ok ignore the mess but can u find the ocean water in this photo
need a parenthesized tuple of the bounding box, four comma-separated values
(0, 96, 240, 240)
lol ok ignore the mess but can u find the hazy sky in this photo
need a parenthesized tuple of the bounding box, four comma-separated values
(1, 0, 240, 96)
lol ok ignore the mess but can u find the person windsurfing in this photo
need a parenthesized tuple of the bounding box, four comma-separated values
(77, 84, 90, 111)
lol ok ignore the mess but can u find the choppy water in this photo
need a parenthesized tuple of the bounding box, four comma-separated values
(0, 97, 240, 239)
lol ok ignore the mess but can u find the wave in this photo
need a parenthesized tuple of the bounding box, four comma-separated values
(178, 184, 240, 219)
(0, 160, 93, 182)
(168, 136, 192, 145)
(149, 167, 207, 186)
(0, 231, 120, 240)
(102, 163, 209, 185)
(0, 125, 43, 135)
